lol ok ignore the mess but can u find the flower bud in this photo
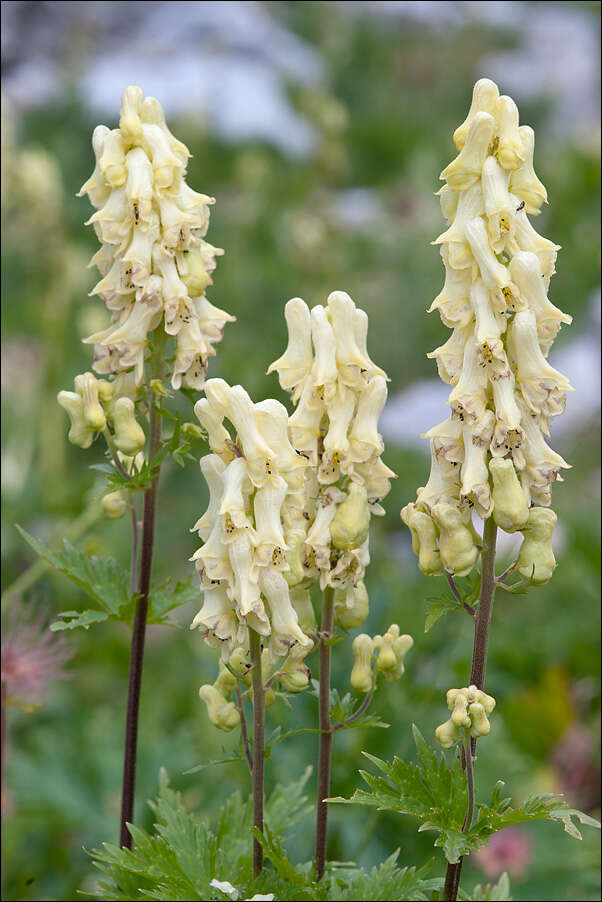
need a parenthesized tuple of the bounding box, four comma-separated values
(334, 581, 369, 630)
(101, 490, 128, 520)
(494, 95, 525, 171)
(373, 624, 412, 682)
(350, 633, 374, 693)
(57, 390, 95, 448)
(330, 482, 370, 551)
(437, 685, 496, 747)
(213, 661, 238, 698)
(111, 397, 146, 455)
(435, 718, 462, 749)
(468, 701, 491, 738)
(74, 372, 107, 431)
(430, 502, 478, 577)
(517, 507, 557, 585)
(489, 457, 529, 533)
(199, 684, 240, 732)
(290, 588, 316, 635)
(441, 112, 494, 191)
(453, 78, 499, 151)
(400, 503, 442, 575)
(278, 644, 311, 693)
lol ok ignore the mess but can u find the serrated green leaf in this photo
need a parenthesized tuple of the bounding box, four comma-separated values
(148, 576, 199, 623)
(50, 609, 109, 631)
(17, 526, 132, 626)
(467, 872, 512, 900)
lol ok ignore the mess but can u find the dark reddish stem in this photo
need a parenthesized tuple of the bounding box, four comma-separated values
(315, 585, 335, 881)
(443, 515, 497, 901)
(119, 338, 164, 849)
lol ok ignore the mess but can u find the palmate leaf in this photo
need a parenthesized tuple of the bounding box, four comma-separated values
(462, 872, 512, 901)
(327, 853, 443, 901)
(330, 726, 600, 864)
(17, 526, 132, 629)
(17, 526, 200, 631)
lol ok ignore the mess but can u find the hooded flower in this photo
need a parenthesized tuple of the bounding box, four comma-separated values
(191, 380, 313, 668)
(402, 79, 572, 578)
(268, 290, 395, 610)
(77, 85, 234, 393)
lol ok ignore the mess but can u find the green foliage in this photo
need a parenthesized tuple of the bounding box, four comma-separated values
(331, 727, 600, 863)
(93, 411, 195, 494)
(16, 526, 199, 630)
(91, 769, 445, 901)
(462, 872, 512, 901)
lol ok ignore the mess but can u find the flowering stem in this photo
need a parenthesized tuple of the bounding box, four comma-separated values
(119, 332, 166, 850)
(248, 627, 265, 877)
(236, 684, 253, 774)
(444, 515, 497, 902)
(315, 584, 335, 881)
(446, 573, 475, 618)
(461, 731, 475, 833)
(129, 502, 139, 598)
(333, 684, 375, 732)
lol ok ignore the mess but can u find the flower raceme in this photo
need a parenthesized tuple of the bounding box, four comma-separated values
(190, 379, 314, 678)
(268, 290, 396, 629)
(435, 685, 496, 749)
(191, 292, 396, 728)
(77, 85, 234, 392)
(402, 79, 573, 583)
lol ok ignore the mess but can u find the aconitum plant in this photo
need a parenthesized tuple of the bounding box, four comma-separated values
(18, 79, 599, 902)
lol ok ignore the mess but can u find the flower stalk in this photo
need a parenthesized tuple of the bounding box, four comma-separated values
(249, 627, 265, 878)
(119, 329, 165, 849)
(315, 585, 335, 881)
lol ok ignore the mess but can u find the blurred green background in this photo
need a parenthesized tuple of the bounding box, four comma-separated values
(1, 2, 600, 900)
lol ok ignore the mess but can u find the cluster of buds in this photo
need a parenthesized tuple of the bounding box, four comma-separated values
(198, 635, 316, 731)
(58, 370, 144, 453)
(268, 291, 396, 629)
(435, 685, 496, 749)
(78, 85, 234, 391)
(190, 378, 314, 679)
(350, 626, 413, 693)
(402, 79, 572, 582)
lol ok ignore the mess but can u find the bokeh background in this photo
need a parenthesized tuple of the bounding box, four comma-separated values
(1, 2, 600, 900)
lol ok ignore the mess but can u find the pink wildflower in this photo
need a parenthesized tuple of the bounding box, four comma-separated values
(1, 601, 72, 711)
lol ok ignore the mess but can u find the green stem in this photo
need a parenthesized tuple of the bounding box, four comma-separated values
(119, 331, 166, 849)
(443, 515, 497, 902)
(315, 585, 335, 881)
(249, 627, 265, 877)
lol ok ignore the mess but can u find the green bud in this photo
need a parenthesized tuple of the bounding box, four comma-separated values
(517, 507, 557, 585)
(435, 717, 462, 749)
(213, 662, 238, 697)
(401, 503, 442, 575)
(330, 482, 370, 551)
(111, 397, 146, 455)
(468, 701, 490, 738)
(75, 372, 107, 431)
(199, 684, 240, 731)
(431, 502, 478, 577)
(182, 422, 204, 438)
(489, 458, 529, 533)
(57, 390, 95, 448)
(350, 633, 374, 693)
(229, 647, 252, 684)
(284, 530, 307, 587)
(290, 588, 316, 634)
(101, 490, 128, 520)
(180, 248, 213, 296)
(334, 581, 369, 630)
